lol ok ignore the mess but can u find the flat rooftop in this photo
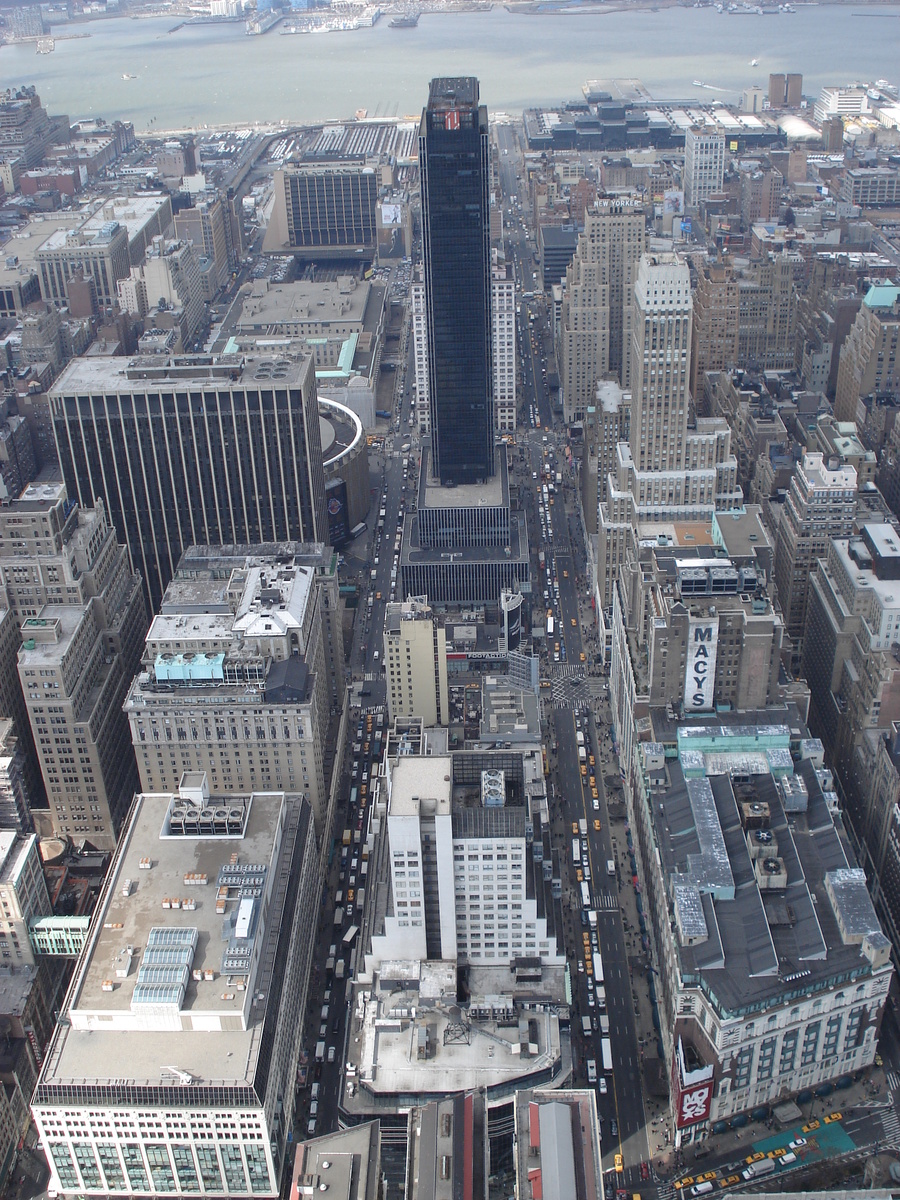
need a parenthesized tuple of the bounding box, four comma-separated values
(35, 193, 170, 253)
(38, 786, 307, 1093)
(50, 351, 314, 396)
(0, 214, 82, 285)
(345, 985, 563, 1106)
(387, 756, 452, 817)
(236, 277, 374, 329)
(419, 441, 506, 510)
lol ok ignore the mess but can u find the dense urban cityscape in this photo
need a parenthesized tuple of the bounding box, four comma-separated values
(2, 16, 900, 1200)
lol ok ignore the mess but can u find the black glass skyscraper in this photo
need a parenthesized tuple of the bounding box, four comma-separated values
(419, 77, 494, 485)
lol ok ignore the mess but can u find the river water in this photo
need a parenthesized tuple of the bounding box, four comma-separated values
(1, 5, 898, 131)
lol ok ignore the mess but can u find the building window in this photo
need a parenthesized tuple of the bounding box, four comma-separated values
(195, 1147, 224, 1192)
(49, 1145, 79, 1190)
(220, 1145, 247, 1192)
(757, 1037, 777, 1082)
(73, 1144, 102, 1189)
(145, 1145, 175, 1192)
(779, 1030, 798, 1075)
(96, 1144, 126, 1190)
(122, 1144, 150, 1192)
(733, 1045, 754, 1090)
(245, 1144, 271, 1194)
(801, 1021, 821, 1068)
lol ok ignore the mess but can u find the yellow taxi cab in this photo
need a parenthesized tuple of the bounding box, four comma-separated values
(745, 1152, 765, 1165)
(823, 1112, 842, 1124)
(589, 754, 595, 766)
(576, 869, 584, 882)
(767, 1148, 787, 1159)
(721, 1176, 741, 1187)
(572, 822, 579, 835)
(675, 1178, 693, 1190)
(347, 889, 355, 903)
(585, 960, 593, 977)
(592, 787, 599, 799)
(580, 652, 586, 662)
(582, 931, 591, 945)
(697, 1171, 717, 1181)
(802, 1119, 820, 1134)
(594, 819, 601, 831)
(571, 617, 577, 627)
(563, 569, 569, 578)
(581, 764, 588, 777)
(614, 1155, 624, 1174)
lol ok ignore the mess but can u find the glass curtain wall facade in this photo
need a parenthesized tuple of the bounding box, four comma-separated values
(419, 77, 494, 485)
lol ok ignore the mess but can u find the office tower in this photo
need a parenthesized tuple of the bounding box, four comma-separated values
(411, 256, 516, 437)
(689, 260, 739, 403)
(51, 353, 327, 611)
(0, 86, 54, 170)
(37, 220, 130, 311)
(419, 77, 494, 485)
(32, 775, 319, 1199)
(13, 488, 146, 851)
(0, 482, 144, 833)
(737, 252, 801, 372)
(834, 285, 900, 425)
(383, 597, 448, 726)
(630, 254, 692, 472)
(821, 115, 845, 152)
(785, 72, 803, 107)
(174, 193, 234, 294)
(264, 163, 378, 261)
(560, 197, 645, 422)
(596, 254, 741, 617)
(491, 254, 517, 433)
(804, 523, 900, 776)
(773, 453, 857, 659)
(768, 73, 787, 109)
(368, 752, 563, 968)
(124, 544, 343, 840)
(683, 128, 725, 209)
(116, 236, 205, 349)
(739, 167, 780, 227)
(0, 831, 51, 966)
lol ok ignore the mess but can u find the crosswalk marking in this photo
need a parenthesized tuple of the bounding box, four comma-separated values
(657, 1184, 675, 1200)
(888, 1070, 900, 1092)
(881, 1107, 900, 1146)
(596, 890, 619, 911)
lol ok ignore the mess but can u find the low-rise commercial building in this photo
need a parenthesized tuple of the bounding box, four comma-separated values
(124, 543, 344, 840)
(32, 775, 319, 1198)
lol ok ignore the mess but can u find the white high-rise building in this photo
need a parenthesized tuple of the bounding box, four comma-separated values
(492, 256, 517, 433)
(684, 128, 725, 209)
(368, 753, 564, 970)
(411, 275, 431, 433)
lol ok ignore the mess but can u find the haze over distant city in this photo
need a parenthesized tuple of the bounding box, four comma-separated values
(2, 5, 899, 128)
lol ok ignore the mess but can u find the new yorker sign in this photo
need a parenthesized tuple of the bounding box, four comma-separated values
(683, 617, 718, 712)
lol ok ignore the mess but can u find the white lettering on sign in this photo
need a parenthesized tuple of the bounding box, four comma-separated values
(683, 617, 718, 712)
